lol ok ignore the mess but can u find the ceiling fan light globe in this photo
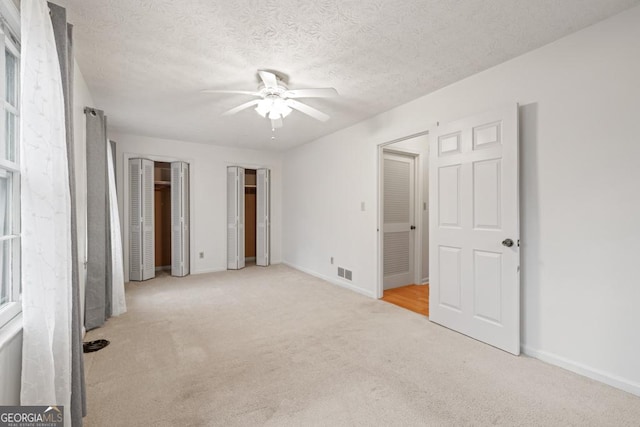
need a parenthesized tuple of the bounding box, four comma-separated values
(255, 99, 271, 117)
(281, 105, 293, 118)
(268, 110, 281, 120)
(255, 107, 267, 118)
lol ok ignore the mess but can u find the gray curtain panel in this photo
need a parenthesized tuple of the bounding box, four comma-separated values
(84, 107, 113, 330)
(110, 140, 117, 182)
(48, 2, 87, 424)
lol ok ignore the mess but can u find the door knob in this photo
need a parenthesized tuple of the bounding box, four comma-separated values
(502, 238, 514, 247)
(410, 225, 416, 230)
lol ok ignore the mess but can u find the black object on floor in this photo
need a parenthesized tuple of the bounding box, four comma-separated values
(83, 339, 110, 353)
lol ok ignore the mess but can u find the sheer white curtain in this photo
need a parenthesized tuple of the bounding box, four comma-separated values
(20, 0, 72, 421)
(107, 141, 126, 316)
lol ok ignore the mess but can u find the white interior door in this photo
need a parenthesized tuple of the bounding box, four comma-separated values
(429, 104, 520, 355)
(129, 158, 155, 281)
(383, 151, 415, 289)
(171, 161, 190, 277)
(256, 168, 270, 266)
(227, 166, 245, 270)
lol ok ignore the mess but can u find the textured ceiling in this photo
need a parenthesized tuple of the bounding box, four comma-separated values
(62, 0, 639, 151)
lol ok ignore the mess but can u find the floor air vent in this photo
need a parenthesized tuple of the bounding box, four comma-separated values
(338, 267, 352, 280)
(83, 339, 110, 353)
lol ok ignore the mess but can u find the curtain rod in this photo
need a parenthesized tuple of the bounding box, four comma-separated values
(84, 107, 99, 117)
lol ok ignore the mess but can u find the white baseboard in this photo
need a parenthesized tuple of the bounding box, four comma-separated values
(522, 345, 640, 397)
(191, 262, 282, 275)
(421, 277, 429, 285)
(282, 261, 376, 299)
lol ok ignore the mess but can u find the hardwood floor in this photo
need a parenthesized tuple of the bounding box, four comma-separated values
(381, 284, 429, 316)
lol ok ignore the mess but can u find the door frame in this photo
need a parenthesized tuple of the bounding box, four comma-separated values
(122, 152, 194, 282)
(376, 131, 429, 299)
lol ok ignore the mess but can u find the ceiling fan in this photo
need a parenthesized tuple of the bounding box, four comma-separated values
(203, 70, 338, 130)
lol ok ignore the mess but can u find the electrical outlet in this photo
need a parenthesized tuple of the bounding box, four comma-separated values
(361, 202, 365, 211)
(330, 257, 334, 264)
(199, 252, 204, 259)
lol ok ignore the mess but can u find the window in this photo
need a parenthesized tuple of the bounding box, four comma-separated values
(0, 14, 20, 328)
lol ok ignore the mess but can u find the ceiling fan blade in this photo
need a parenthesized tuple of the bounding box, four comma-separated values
(258, 70, 278, 89)
(286, 99, 330, 122)
(271, 118, 283, 129)
(284, 88, 338, 98)
(222, 99, 261, 116)
(202, 89, 261, 96)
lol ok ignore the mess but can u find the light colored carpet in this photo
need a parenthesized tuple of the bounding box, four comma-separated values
(84, 265, 640, 426)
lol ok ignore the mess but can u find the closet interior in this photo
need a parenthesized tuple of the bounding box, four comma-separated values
(154, 162, 172, 273)
(245, 169, 257, 264)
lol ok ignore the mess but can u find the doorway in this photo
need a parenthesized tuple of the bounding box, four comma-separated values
(377, 133, 429, 316)
(128, 158, 190, 281)
(245, 169, 257, 265)
(377, 105, 520, 354)
(154, 162, 172, 274)
(227, 166, 271, 269)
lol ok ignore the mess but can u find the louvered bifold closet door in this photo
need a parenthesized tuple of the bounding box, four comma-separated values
(141, 159, 156, 280)
(129, 159, 142, 281)
(227, 166, 245, 269)
(182, 164, 190, 274)
(256, 168, 270, 266)
(382, 152, 415, 289)
(129, 158, 155, 281)
(171, 162, 190, 277)
(237, 168, 245, 269)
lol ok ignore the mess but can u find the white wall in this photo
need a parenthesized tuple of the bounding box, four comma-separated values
(282, 6, 640, 395)
(111, 133, 283, 280)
